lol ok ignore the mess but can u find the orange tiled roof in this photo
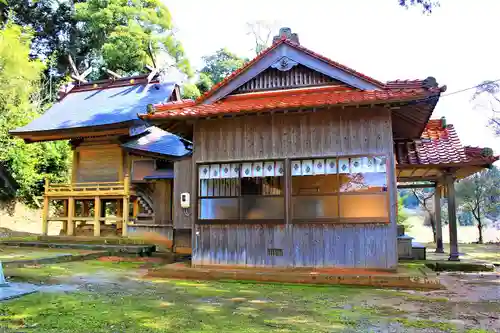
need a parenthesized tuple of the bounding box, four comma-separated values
(195, 37, 387, 104)
(145, 85, 440, 119)
(396, 119, 498, 165)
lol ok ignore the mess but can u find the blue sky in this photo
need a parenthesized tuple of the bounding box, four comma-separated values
(166, 0, 499, 154)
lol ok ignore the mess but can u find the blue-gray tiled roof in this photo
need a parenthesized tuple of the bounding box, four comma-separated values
(12, 83, 176, 133)
(121, 126, 191, 157)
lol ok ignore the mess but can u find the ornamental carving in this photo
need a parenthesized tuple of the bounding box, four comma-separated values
(271, 56, 299, 71)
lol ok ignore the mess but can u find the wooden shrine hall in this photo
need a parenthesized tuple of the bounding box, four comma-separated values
(11, 27, 498, 265)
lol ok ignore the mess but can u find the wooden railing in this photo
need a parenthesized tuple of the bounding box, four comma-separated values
(45, 175, 130, 197)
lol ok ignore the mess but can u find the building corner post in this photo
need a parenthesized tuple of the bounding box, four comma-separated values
(446, 173, 459, 261)
(434, 184, 444, 253)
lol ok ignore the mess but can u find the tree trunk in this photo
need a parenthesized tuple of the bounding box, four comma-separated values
(477, 217, 483, 244)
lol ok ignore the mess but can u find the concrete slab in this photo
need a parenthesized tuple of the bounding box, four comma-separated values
(0, 283, 38, 301)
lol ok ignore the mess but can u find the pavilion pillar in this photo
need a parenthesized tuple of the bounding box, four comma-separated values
(67, 197, 75, 236)
(94, 196, 101, 237)
(41, 178, 49, 236)
(434, 184, 444, 253)
(445, 173, 459, 261)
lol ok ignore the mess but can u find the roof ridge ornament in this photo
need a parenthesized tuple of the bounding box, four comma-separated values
(272, 27, 299, 45)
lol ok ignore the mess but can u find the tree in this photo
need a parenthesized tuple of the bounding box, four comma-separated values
(195, 73, 214, 95)
(181, 83, 201, 100)
(75, 0, 192, 79)
(198, 48, 246, 87)
(397, 194, 411, 232)
(411, 187, 437, 242)
(246, 20, 278, 55)
(398, 0, 440, 13)
(456, 167, 500, 244)
(0, 23, 70, 206)
(472, 80, 500, 136)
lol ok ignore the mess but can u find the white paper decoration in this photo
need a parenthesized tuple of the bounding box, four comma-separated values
(291, 160, 302, 176)
(275, 161, 284, 176)
(253, 162, 263, 177)
(230, 163, 240, 178)
(350, 157, 362, 173)
(301, 160, 313, 175)
(326, 158, 337, 174)
(199, 165, 210, 179)
(220, 163, 231, 178)
(313, 159, 325, 175)
(264, 161, 275, 176)
(339, 158, 350, 174)
(209, 164, 220, 179)
(242, 162, 252, 177)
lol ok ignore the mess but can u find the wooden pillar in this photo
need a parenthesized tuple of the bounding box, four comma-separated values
(133, 198, 139, 218)
(61, 200, 68, 234)
(122, 196, 129, 237)
(42, 178, 49, 235)
(434, 185, 444, 253)
(94, 196, 101, 237)
(446, 174, 459, 261)
(122, 174, 130, 237)
(67, 197, 75, 236)
(42, 196, 49, 236)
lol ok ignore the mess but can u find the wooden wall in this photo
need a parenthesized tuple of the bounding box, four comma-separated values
(152, 180, 172, 225)
(191, 107, 398, 269)
(194, 108, 393, 162)
(173, 158, 194, 229)
(76, 144, 123, 182)
(193, 224, 394, 268)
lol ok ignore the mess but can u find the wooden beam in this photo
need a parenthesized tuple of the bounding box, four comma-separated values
(122, 196, 129, 237)
(94, 196, 101, 237)
(67, 197, 75, 236)
(397, 183, 436, 189)
(42, 196, 49, 236)
(434, 185, 444, 253)
(446, 174, 459, 261)
(106, 69, 122, 79)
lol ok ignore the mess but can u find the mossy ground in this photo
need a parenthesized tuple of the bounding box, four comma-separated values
(1, 258, 499, 332)
(0, 247, 95, 262)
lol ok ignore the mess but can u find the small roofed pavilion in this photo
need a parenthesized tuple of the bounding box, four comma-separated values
(140, 31, 498, 261)
(395, 118, 498, 258)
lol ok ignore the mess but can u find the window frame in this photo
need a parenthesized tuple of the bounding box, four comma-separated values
(290, 154, 391, 224)
(196, 159, 286, 225)
(196, 154, 391, 225)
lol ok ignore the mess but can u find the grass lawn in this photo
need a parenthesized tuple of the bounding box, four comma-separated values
(1, 259, 498, 333)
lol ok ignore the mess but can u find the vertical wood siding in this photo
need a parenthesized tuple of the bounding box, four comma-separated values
(77, 145, 122, 182)
(233, 65, 344, 94)
(152, 180, 172, 225)
(192, 108, 397, 269)
(193, 224, 392, 269)
(173, 158, 194, 229)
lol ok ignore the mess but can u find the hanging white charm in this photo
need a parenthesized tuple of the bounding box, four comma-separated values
(199, 165, 210, 179)
(326, 158, 337, 174)
(291, 160, 302, 176)
(313, 159, 325, 175)
(264, 161, 275, 176)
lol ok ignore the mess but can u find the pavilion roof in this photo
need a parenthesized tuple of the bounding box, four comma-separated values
(395, 118, 498, 167)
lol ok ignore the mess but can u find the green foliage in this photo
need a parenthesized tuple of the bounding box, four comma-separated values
(198, 48, 246, 88)
(181, 83, 201, 100)
(397, 194, 411, 231)
(75, 0, 191, 79)
(195, 72, 214, 94)
(0, 24, 70, 206)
